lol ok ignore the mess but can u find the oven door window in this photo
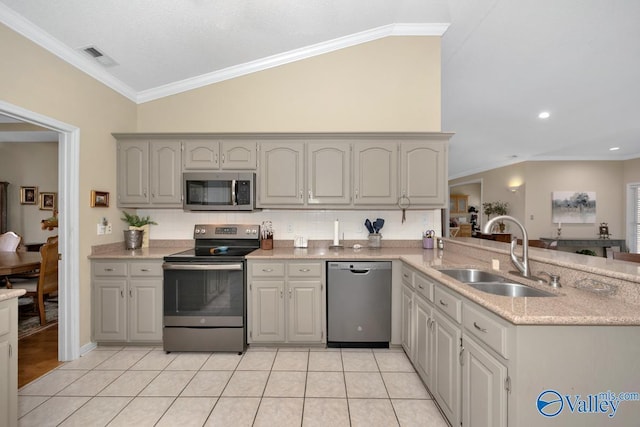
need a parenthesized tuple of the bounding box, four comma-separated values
(164, 267, 243, 317)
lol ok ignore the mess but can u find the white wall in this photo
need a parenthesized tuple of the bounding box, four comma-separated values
(137, 208, 442, 242)
(0, 141, 59, 243)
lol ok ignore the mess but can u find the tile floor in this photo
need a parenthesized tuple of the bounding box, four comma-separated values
(18, 346, 449, 427)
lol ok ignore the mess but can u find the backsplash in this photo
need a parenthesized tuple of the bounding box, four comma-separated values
(137, 208, 443, 241)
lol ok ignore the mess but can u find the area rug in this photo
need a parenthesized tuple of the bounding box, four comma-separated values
(18, 298, 58, 340)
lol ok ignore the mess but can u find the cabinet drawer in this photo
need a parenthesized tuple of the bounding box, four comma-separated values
(130, 262, 163, 277)
(401, 265, 414, 288)
(463, 303, 509, 359)
(93, 262, 127, 276)
(251, 262, 285, 277)
(434, 285, 462, 323)
(415, 273, 434, 302)
(287, 262, 322, 277)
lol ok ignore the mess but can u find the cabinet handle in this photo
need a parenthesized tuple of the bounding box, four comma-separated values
(403, 273, 409, 279)
(141, 268, 150, 272)
(120, 290, 124, 298)
(9, 344, 12, 358)
(299, 268, 311, 272)
(439, 299, 448, 307)
(473, 322, 488, 333)
(289, 288, 292, 299)
(459, 345, 465, 366)
(308, 190, 313, 200)
(262, 268, 273, 272)
(222, 153, 225, 163)
(280, 289, 283, 298)
(129, 290, 133, 298)
(299, 190, 303, 199)
(355, 189, 359, 199)
(104, 268, 114, 272)
(418, 284, 424, 289)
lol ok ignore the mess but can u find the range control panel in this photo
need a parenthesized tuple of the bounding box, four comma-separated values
(193, 224, 260, 239)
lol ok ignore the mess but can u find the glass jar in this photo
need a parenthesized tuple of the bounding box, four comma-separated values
(368, 233, 381, 249)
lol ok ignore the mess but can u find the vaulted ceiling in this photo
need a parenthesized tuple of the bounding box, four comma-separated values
(1, 0, 639, 178)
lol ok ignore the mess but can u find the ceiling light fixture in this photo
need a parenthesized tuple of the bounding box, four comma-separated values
(538, 111, 550, 119)
(609, 147, 620, 151)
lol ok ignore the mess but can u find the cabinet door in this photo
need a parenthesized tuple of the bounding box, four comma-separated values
(462, 334, 508, 427)
(0, 300, 17, 427)
(221, 141, 257, 169)
(353, 142, 397, 205)
(183, 140, 219, 170)
(401, 284, 413, 357)
(149, 140, 182, 205)
(401, 141, 446, 206)
(258, 142, 304, 205)
(414, 295, 434, 390)
(118, 141, 150, 205)
(250, 281, 286, 342)
(128, 279, 163, 342)
(434, 309, 462, 427)
(94, 280, 127, 341)
(287, 280, 323, 342)
(307, 142, 351, 205)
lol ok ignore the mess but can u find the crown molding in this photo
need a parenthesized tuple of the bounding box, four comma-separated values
(1, 4, 447, 105)
(136, 23, 449, 103)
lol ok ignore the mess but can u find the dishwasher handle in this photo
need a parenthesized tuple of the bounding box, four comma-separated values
(349, 268, 370, 274)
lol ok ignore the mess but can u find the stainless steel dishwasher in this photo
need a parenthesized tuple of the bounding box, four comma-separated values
(327, 261, 392, 348)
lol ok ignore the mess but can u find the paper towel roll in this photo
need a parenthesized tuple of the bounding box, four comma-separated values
(333, 220, 339, 245)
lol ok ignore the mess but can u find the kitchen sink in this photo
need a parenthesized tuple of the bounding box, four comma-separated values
(438, 268, 556, 297)
(467, 282, 556, 297)
(438, 268, 506, 283)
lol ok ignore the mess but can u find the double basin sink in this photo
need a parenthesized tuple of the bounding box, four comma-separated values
(438, 269, 556, 297)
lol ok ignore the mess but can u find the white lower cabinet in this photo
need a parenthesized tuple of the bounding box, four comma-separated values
(92, 260, 163, 343)
(248, 261, 324, 344)
(0, 298, 18, 427)
(462, 333, 508, 427)
(414, 294, 435, 390)
(433, 307, 462, 427)
(401, 283, 414, 356)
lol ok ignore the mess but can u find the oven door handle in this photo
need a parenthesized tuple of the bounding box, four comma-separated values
(163, 263, 243, 271)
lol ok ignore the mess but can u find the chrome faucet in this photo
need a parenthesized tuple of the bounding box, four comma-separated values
(538, 271, 561, 288)
(483, 215, 531, 278)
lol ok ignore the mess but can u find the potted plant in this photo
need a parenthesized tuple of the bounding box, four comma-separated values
(482, 201, 509, 232)
(121, 211, 157, 249)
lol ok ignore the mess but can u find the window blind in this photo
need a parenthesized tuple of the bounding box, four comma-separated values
(631, 184, 640, 253)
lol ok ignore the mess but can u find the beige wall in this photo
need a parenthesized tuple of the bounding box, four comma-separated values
(138, 37, 441, 132)
(450, 160, 630, 241)
(2, 24, 441, 350)
(0, 141, 59, 243)
(1, 23, 137, 346)
(623, 158, 640, 183)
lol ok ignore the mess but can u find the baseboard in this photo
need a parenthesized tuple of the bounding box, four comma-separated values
(80, 341, 97, 356)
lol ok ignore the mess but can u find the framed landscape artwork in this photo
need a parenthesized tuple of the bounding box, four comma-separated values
(91, 190, 110, 207)
(551, 191, 596, 224)
(39, 192, 57, 210)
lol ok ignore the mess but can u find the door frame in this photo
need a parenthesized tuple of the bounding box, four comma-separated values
(0, 100, 80, 361)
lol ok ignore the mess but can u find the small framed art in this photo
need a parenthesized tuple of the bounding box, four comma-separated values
(91, 190, 110, 207)
(39, 192, 57, 210)
(20, 186, 38, 204)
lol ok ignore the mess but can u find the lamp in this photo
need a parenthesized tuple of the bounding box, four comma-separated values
(508, 185, 520, 193)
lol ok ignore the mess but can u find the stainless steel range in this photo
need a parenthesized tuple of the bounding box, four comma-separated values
(162, 224, 260, 353)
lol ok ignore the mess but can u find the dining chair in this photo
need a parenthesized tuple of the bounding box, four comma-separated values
(10, 240, 59, 326)
(612, 251, 640, 263)
(0, 231, 21, 251)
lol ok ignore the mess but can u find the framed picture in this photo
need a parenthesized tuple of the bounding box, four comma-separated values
(551, 191, 596, 223)
(20, 186, 38, 204)
(91, 190, 110, 207)
(39, 192, 57, 211)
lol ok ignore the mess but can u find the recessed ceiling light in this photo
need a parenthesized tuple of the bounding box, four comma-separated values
(609, 147, 620, 151)
(538, 111, 550, 119)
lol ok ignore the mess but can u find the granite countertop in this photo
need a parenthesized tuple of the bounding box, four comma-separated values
(0, 288, 27, 301)
(89, 239, 640, 326)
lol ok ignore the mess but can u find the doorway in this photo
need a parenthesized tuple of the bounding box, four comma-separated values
(448, 179, 483, 237)
(0, 100, 81, 362)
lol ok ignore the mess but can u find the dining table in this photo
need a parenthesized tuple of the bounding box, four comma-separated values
(0, 251, 41, 278)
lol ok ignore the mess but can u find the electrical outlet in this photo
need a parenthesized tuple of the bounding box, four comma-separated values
(287, 224, 293, 233)
(106, 223, 113, 234)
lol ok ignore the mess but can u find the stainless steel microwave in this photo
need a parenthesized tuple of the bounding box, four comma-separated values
(183, 172, 256, 211)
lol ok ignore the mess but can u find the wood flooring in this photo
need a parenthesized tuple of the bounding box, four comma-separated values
(18, 323, 62, 388)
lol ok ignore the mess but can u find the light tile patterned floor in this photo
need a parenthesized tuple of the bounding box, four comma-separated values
(18, 346, 449, 427)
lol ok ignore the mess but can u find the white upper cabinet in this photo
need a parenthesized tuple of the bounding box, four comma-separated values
(258, 142, 305, 205)
(183, 140, 257, 170)
(400, 141, 447, 206)
(307, 142, 351, 205)
(353, 142, 398, 205)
